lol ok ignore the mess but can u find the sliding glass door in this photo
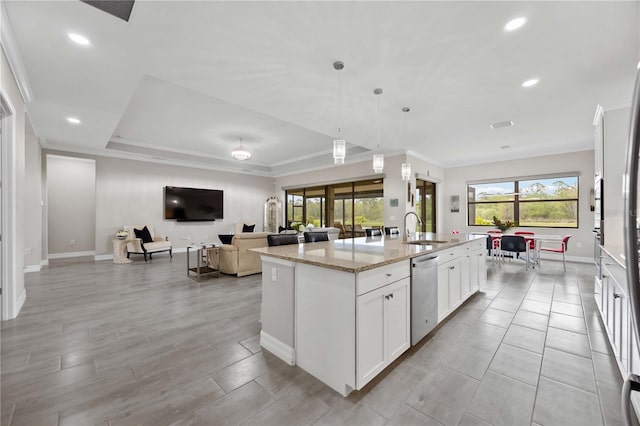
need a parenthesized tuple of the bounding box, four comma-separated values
(416, 179, 436, 232)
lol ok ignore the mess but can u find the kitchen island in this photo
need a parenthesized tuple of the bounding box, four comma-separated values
(252, 233, 487, 395)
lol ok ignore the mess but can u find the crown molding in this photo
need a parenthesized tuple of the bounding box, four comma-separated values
(0, 2, 33, 104)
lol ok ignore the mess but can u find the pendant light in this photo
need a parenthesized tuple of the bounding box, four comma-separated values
(401, 107, 411, 180)
(372, 88, 384, 173)
(333, 61, 346, 165)
(231, 138, 251, 161)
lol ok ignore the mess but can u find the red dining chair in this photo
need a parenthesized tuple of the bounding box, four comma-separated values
(515, 231, 536, 267)
(539, 235, 571, 271)
(486, 230, 502, 263)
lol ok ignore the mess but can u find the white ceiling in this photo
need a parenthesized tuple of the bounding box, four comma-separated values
(5, 1, 640, 175)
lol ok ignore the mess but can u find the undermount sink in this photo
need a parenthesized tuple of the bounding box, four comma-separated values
(403, 239, 449, 245)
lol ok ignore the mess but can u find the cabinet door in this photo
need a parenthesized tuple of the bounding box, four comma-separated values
(437, 263, 449, 320)
(356, 286, 386, 388)
(386, 278, 410, 362)
(477, 250, 487, 287)
(448, 261, 462, 309)
(460, 256, 470, 299)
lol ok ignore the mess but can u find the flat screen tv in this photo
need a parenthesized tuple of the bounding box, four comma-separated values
(164, 186, 223, 221)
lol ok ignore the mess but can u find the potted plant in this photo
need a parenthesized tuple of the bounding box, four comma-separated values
(492, 216, 517, 232)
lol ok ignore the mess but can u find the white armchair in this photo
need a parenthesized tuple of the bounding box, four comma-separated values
(124, 225, 172, 261)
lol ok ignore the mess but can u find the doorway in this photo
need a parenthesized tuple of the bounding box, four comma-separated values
(416, 179, 436, 233)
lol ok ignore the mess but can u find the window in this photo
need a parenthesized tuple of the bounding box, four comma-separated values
(467, 175, 578, 228)
(285, 179, 384, 238)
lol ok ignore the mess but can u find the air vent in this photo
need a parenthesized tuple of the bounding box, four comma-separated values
(81, 0, 135, 22)
(490, 120, 514, 130)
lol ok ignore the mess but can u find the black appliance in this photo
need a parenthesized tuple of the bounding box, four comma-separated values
(164, 186, 223, 221)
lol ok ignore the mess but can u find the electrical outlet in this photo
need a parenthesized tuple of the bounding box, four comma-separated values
(576, 241, 582, 248)
(271, 267, 277, 281)
(69, 239, 75, 246)
(24, 248, 32, 255)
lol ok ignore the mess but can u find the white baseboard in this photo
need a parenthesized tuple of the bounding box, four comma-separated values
(8, 288, 27, 319)
(94, 254, 113, 261)
(173, 247, 187, 254)
(539, 254, 593, 264)
(260, 330, 295, 366)
(48, 251, 96, 259)
(41, 259, 49, 267)
(23, 264, 41, 273)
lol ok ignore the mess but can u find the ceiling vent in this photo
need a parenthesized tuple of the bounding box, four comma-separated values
(80, 0, 135, 22)
(490, 120, 514, 130)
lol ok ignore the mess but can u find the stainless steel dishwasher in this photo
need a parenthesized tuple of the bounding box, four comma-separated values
(411, 255, 439, 345)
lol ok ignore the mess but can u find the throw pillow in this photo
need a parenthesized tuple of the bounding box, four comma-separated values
(242, 224, 255, 232)
(218, 234, 234, 245)
(134, 226, 153, 243)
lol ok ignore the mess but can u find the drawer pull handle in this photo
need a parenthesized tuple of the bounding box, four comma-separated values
(614, 293, 621, 299)
(385, 294, 394, 300)
(386, 273, 392, 277)
(605, 262, 613, 266)
(449, 266, 455, 270)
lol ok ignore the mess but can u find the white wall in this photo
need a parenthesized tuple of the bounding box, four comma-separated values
(47, 155, 96, 255)
(1, 47, 26, 319)
(443, 150, 596, 259)
(23, 116, 42, 269)
(94, 156, 274, 255)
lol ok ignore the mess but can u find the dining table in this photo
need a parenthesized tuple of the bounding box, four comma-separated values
(473, 232, 565, 268)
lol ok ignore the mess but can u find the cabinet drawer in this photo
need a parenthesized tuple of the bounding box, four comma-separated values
(467, 239, 485, 251)
(602, 257, 626, 293)
(357, 261, 410, 296)
(437, 247, 463, 264)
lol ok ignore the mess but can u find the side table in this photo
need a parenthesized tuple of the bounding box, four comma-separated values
(187, 244, 220, 279)
(112, 238, 132, 264)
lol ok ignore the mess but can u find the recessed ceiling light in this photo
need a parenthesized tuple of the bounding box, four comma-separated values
(504, 17, 526, 32)
(68, 33, 90, 46)
(67, 117, 81, 124)
(522, 78, 539, 88)
(490, 121, 514, 130)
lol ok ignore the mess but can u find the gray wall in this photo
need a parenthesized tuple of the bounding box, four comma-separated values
(94, 156, 275, 255)
(442, 150, 596, 259)
(46, 155, 96, 255)
(24, 116, 42, 269)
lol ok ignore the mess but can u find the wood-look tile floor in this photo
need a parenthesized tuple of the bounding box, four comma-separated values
(1, 254, 623, 426)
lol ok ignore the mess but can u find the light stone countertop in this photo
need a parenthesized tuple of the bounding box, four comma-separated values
(251, 232, 487, 273)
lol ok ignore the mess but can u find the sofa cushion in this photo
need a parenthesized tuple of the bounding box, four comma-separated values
(242, 223, 255, 232)
(134, 226, 153, 243)
(143, 241, 172, 252)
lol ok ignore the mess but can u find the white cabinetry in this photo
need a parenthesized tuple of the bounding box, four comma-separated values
(295, 260, 410, 395)
(356, 277, 410, 388)
(437, 239, 486, 322)
(469, 245, 487, 294)
(599, 106, 631, 248)
(597, 249, 635, 377)
(437, 248, 463, 322)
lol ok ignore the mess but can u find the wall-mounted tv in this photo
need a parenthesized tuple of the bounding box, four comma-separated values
(164, 186, 223, 221)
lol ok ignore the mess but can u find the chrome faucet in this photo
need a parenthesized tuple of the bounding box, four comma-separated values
(403, 212, 423, 242)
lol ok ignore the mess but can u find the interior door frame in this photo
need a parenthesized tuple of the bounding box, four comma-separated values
(0, 92, 15, 320)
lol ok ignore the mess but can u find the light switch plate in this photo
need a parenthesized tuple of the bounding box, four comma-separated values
(271, 267, 277, 281)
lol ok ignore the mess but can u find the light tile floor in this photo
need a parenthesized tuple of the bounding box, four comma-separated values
(1, 255, 623, 425)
